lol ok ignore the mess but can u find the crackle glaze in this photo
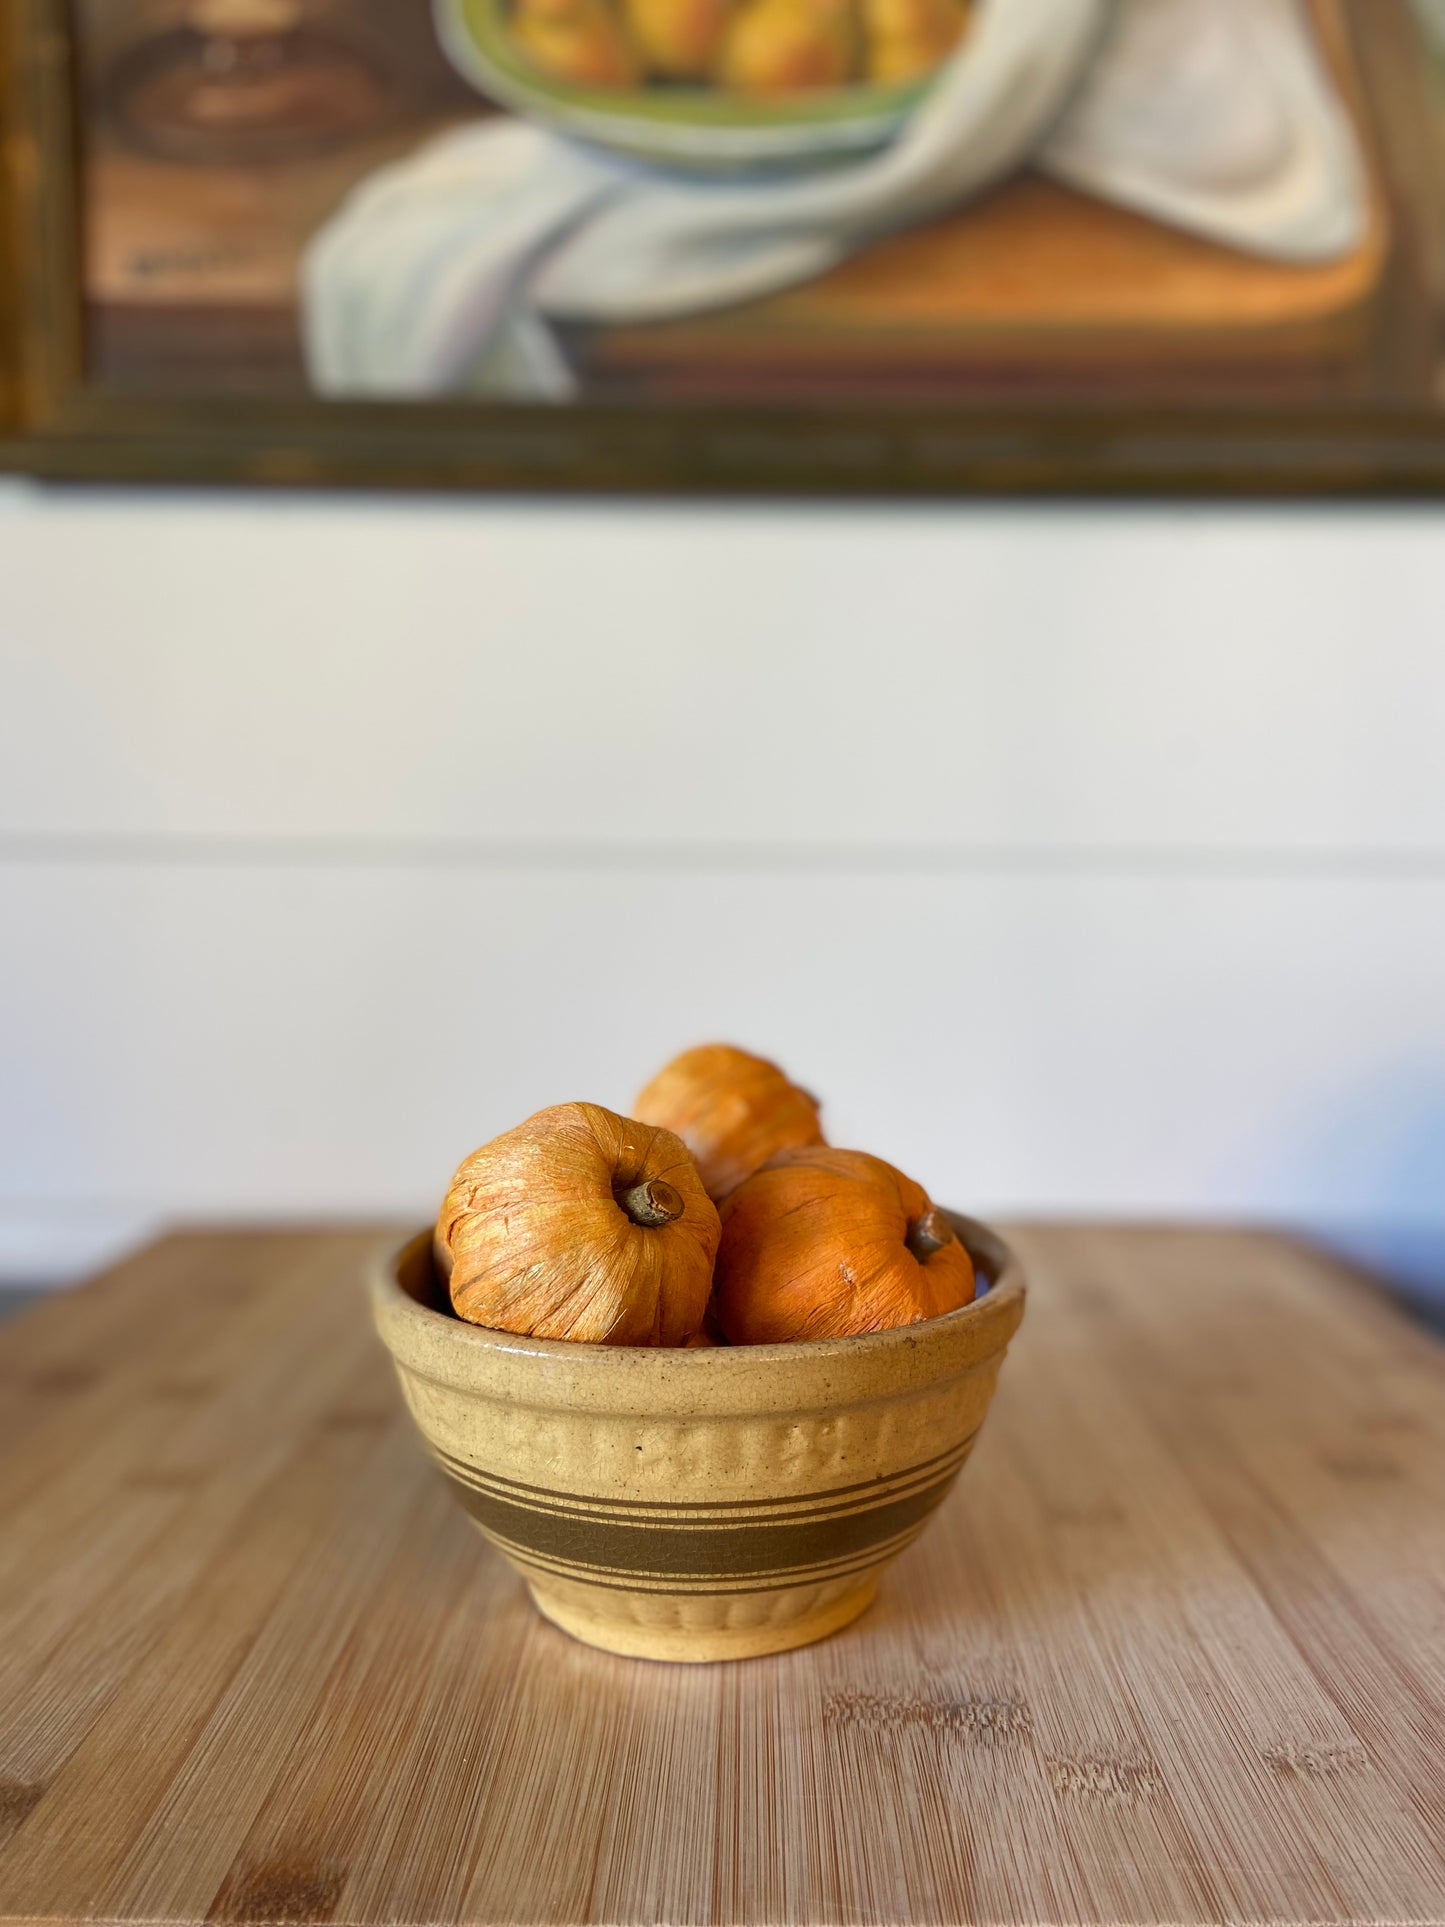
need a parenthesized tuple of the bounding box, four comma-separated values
(371, 1213, 1025, 1661)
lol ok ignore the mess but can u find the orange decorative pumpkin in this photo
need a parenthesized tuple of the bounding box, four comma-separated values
(436, 1103, 719, 1345)
(682, 1307, 728, 1348)
(714, 1145, 974, 1344)
(633, 1043, 825, 1201)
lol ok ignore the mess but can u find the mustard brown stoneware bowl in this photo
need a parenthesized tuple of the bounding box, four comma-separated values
(371, 1212, 1025, 1662)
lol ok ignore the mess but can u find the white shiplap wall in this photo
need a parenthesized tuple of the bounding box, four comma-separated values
(2, 480, 1443, 1294)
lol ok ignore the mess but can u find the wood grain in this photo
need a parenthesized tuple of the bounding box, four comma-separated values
(1, 1225, 1443, 1926)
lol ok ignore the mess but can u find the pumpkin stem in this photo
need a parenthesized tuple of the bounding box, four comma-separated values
(906, 1209, 954, 1261)
(619, 1178, 685, 1228)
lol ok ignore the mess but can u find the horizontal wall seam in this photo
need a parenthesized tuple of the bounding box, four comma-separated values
(3, 835, 1445, 880)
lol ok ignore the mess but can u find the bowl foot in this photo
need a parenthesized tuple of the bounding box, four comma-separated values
(525, 1570, 882, 1662)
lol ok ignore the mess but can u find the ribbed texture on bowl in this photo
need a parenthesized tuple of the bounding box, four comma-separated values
(371, 1212, 1025, 1661)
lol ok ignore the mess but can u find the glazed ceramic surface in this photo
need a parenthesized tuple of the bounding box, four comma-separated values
(371, 1213, 1025, 1661)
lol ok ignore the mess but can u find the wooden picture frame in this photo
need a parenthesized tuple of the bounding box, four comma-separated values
(4, 0, 1445, 494)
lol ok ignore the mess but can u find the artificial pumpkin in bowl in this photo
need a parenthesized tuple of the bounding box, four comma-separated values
(713, 1144, 974, 1344)
(436, 1102, 719, 1345)
(633, 1043, 825, 1201)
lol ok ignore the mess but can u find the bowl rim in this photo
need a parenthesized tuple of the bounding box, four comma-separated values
(372, 1208, 1024, 1378)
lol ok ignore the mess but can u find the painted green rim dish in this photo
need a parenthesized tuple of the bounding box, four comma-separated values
(434, 0, 932, 167)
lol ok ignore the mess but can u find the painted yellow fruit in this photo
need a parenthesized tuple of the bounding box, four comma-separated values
(862, 0, 968, 83)
(718, 0, 860, 94)
(510, 0, 642, 88)
(624, 0, 735, 78)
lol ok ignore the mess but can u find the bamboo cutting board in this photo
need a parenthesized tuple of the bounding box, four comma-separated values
(2, 1225, 1444, 1926)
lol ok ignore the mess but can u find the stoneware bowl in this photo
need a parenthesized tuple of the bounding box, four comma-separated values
(371, 1212, 1025, 1662)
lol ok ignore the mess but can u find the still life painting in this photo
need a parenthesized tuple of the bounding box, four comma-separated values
(4, 0, 1445, 486)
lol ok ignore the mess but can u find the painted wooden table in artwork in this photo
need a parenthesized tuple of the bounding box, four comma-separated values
(1, 1225, 1444, 1927)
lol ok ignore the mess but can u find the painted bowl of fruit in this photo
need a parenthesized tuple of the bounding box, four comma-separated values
(434, 0, 974, 169)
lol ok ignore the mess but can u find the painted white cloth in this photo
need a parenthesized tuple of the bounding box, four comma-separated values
(302, 0, 1368, 399)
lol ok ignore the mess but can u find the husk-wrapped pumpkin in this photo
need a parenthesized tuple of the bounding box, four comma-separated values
(436, 1103, 719, 1345)
(714, 1145, 974, 1344)
(633, 1043, 825, 1201)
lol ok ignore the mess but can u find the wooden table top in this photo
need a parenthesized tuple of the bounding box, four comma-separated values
(2, 1226, 1443, 1927)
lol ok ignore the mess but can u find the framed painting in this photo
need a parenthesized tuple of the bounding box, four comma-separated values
(4, 0, 1445, 492)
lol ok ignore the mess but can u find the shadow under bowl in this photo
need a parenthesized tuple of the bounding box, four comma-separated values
(371, 1211, 1025, 1662)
